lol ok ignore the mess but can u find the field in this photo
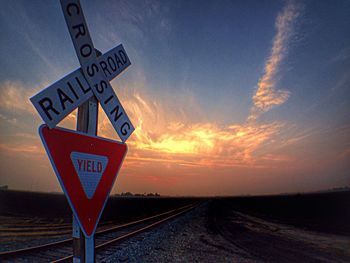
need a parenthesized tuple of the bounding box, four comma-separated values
(206, 191, 350, 262)
(0, 190, 349, 262)
(208, 190, 350, 236)
(0, 190, 198, 252)
(0, 190, 198, 223)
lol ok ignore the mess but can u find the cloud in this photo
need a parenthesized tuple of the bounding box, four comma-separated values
(104, 1, 303, 169)
(0, 80, 77, 131)
(94, 85, 286, 169)
(249, 0, 301, 121)
(0, 81, 39, 114)
(332, 46, 350, 62)
(0, 142, 45, 156)
(0, 1, 302, 192)
(0, 0, 302, 173)
(338, 147, 350, 160)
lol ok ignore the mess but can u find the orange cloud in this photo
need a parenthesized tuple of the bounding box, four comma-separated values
(0, 80, 78, 128)
(249, 0, 301, 121)
(0, 1, 302, 193)
(95, 88, 286, 169)
(0, 143, 45, 155)
(0, 81, 41, 114)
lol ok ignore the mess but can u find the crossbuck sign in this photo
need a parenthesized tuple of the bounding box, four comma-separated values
(31, 0, 134, 142)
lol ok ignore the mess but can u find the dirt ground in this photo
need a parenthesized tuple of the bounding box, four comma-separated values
(99, 199, 350, 262)
(206, 194, 350, 263)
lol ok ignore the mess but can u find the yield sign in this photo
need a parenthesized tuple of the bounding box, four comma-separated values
(39, 124, 127, 237)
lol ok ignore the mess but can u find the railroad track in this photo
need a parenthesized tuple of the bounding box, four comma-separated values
(0, 203, 197, 262)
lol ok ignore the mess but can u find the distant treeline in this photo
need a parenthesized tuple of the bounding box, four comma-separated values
(114, 192, 161, 197)
(0, 185, 8, 190)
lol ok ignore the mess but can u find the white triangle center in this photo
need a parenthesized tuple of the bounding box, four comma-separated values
(70, 152, 108, 199)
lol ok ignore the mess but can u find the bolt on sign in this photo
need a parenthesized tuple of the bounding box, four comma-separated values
(30, 0, 135, 261)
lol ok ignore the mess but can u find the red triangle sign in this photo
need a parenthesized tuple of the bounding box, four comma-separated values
(39, 124, 127, 237)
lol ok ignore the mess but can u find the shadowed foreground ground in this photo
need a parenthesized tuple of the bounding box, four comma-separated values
(0, 190, 349, 262)
(206, 191, 350, 262)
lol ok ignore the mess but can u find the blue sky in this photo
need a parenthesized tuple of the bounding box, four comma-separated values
(0, 0, 349, 195)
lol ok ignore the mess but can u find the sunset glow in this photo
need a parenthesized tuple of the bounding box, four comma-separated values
(0, 0, 349, 196)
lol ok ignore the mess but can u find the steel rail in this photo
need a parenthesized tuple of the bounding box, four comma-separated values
(0, 203, 195, 258)
(51, 204, 197, 263)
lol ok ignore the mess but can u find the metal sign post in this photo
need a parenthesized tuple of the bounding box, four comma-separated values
(73, 214, 83, 262)
(73, 49, 100, 263)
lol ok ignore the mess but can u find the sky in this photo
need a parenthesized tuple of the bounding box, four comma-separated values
(0, 0, 349, 196)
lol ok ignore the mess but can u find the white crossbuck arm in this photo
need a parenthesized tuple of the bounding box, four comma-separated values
(30, 45, 130, 130)
(31, 0, 134, 142)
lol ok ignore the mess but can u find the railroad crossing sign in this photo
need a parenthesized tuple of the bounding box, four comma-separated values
(30, 0, 135, 262)
(30, 44, 130, 130)
(39, 125, 127, 237)
(31, 0, 134, 142)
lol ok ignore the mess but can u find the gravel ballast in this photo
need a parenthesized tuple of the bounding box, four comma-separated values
(98, 203, 259, 262)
